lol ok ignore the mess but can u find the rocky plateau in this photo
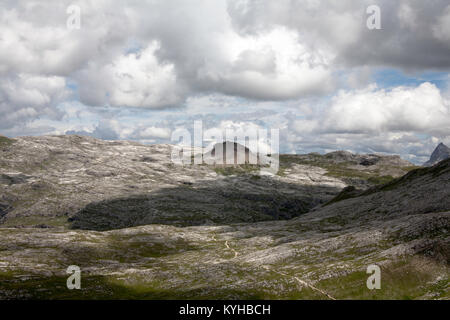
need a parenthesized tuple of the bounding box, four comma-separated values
(0, 135, 448, 299)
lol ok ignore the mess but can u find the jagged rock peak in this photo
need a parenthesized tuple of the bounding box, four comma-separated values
(424, 142, 450, 167)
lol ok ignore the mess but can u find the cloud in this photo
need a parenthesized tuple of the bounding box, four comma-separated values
(288, 82, 450, 162)
(228, 0, 450, 70)
(66, 118, 172, 143)
(293, 82, 450, 138)
(202, 120, 277, 154)
(66, 119, 121, 140)
(322, 82, 450, 136)
(0, 1, 130, 76)
(76, 42, 183, 108)
(0, 74, 69, 129)
(338, 0, 450, 70)
(205, 27, 333, 100)
(2, 0, 450, 114)
(135, 126, 171, 140)
(433, 5, 450, 45)
(0, 0, 336, 114)
(1, 0, 450, 163)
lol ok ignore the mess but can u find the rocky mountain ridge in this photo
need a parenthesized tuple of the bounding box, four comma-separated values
(0, 135, 416, 228)
(424, 143, 450, 167)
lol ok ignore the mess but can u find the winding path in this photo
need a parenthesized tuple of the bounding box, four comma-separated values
(212, 233, 336, 300)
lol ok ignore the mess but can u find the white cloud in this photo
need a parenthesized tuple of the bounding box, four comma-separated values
(76, 42, 183, 108)
(293, 83, 450, 138)
(0, 1, 130, 76)
(2, 0, 450, 118)
(1, 0, 450, 163)
(191, 26, 333, 100)
(137, 126, 171, 139)
(288, 82, 450, 162)
(203, 120, 277, 154)
(0, 74, 69, 129)
(322, 82, 450, 135)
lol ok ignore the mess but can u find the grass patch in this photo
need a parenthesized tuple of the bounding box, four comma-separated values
(317, 257, 449, 300)
(324, 186, 360, 206)
(213, 164, 260, 176)
(367, 175, 394, 185)
(279, 154, 406, 184)
(364, 158, 450, 195)
(105, 234, 199, 262)
(0, 269, 321, 300)
(1, 216, 69, 228)
(0, 136, 14, 147)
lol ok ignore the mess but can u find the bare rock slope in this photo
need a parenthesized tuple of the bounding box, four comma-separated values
(424, 143, 450, 167)
(0, 135, 415, 229)
(0, 135, 448, 300)
(0, 135, 344, 228)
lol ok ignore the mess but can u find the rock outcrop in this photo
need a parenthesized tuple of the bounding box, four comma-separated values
(424, 143, 450, 167)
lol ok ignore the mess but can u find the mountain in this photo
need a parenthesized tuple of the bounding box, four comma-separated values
(203, 141, 258, 165)
(0, 135, 415, 229)
(424, 143, 450, 167)
(0, 135, 343, 228)
(0, 135, 447, 300)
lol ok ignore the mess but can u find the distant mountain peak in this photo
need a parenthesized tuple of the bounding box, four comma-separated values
(424, 142, 450, 167)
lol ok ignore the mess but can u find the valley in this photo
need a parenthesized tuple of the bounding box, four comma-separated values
(0, 135, 448, 299)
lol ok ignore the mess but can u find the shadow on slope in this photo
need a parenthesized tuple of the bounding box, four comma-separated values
(69, 176, 340, 231)
(323, 158, 450, 207)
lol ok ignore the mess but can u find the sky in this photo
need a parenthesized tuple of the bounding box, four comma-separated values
(1, 0, 450, 164)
